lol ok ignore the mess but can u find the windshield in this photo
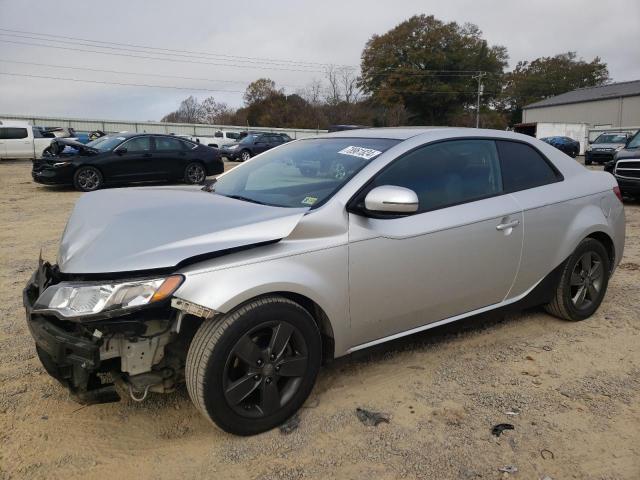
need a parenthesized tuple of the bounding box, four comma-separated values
(594, 134, 627, 144)
(626, 132, 640, 149)
(86, 135, 127, 151)
(213, 137, 400, 208)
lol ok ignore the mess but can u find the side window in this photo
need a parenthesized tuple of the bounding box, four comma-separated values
(497, 141, 560, 192)
(179, 139, 196, 150)
(214, 131, 223, 138)
(370, 140, 503, 213)
(2, 127, 28, 139)
(155, 136, 184, 151)
(122, 136, 152, 152)
(227, 132, 240, 140)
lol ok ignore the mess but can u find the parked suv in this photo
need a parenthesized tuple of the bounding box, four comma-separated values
(0, 122, 55, 160)
(585, 132, 631, 165)
(604, 130, 640, 199)
(222, 133, 291, 161)
(32, 133, 223, 191)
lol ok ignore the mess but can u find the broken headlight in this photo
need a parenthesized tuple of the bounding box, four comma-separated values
(33, 275, 183, 318)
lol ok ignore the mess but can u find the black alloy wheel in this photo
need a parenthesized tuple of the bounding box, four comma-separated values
(545, 238, 610, 321)
(223, 321, 309, 418)
(569, 251, 605, 310)
(185, 162, 206, 184)
(73, 166, 103, 192)
(186, 296, 322, 435)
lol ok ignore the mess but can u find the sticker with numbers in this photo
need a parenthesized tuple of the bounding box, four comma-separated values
(301, 196, 318, 205)
(337, 146, 382, 160)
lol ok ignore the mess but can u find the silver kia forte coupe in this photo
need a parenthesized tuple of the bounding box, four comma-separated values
(24, 128, 625, 435)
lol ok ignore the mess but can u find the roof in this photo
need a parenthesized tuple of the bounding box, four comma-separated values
(320, 127, 449, 140)
(524, 80, 640, 110)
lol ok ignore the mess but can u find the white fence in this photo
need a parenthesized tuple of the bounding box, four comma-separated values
(0, 114, 327, 139)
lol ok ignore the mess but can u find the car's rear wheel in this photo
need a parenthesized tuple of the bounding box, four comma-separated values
(545, 238, 610, 321)
(184, 162, 206, 184)
(585, 157, 592, 165)
(240, 150, 251, 162)
(73, 166, 103, 192)
(186, 296, 322, 436)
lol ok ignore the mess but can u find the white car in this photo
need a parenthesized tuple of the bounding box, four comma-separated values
(0, 122, 55, 160)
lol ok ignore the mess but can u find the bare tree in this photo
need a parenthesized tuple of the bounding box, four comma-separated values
(200, 96, 234, 124)
(339, 67, 361, 104)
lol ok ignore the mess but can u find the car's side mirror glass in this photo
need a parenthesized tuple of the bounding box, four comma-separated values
(114, 147, 127, 155)
(364, 185, 419, 214)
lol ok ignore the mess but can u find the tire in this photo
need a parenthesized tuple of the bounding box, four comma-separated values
(186, 296, 322, 436)
(184, 162, 206, 184)
(240, 150, 251, 162)
(73, 166, 103, 192)
(585, 157, 592, 165)
(544, 238, 610, 321)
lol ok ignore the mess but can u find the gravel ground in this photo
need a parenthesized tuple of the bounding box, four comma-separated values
(1, 159, 639, 480)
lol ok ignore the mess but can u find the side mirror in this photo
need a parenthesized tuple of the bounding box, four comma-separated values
(364, 185, 419, 214)
(114, 147, 127, 155)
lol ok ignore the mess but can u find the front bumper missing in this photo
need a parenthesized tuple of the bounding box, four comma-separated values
(23, 261, 120, 404)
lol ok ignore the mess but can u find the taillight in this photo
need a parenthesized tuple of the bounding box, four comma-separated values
(613, 186, 623, 203)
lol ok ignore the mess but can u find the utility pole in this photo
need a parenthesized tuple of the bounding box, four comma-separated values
(475, 72, 485, 128)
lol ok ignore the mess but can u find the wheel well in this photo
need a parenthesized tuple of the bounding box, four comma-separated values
(587, 232, 615, 269)
(273, 292, 335, 363)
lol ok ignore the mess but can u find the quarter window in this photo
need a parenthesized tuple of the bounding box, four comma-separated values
(497, 141, 559, 192)
(1, 127, 28, 139)
(155, 137, 184, 151)
(369, 139, 503, 213)
(122, 136, 152, 152)
(214, 131, 223, 138)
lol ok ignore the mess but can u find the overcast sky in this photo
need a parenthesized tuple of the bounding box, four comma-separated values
(0, 0, 638, 122)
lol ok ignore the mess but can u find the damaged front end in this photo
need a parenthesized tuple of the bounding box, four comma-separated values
(23, 258, 205, 405)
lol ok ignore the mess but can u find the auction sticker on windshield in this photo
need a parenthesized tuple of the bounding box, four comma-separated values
(338, 146, 382, 160)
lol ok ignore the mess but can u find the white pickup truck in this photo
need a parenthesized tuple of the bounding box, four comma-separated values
(0, 122, 55, 160)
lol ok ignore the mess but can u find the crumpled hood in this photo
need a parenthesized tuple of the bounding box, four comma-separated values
(58, 186, 307, 274)
(49, 137, 98, 155)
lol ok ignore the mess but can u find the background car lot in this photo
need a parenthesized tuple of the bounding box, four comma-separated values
(0, 158, 638, 479)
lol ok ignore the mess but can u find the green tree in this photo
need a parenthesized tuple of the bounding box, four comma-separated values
(359, 15, 508, 125)
(243, 78, 280, 106)
(500, 52, 609, 124)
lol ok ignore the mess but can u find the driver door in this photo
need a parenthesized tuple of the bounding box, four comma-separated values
(347, 139, 523, 347)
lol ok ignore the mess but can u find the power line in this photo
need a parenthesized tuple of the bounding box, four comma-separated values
(0, 27, 353, 69)
(0, 59, 304, 89)
(0, 72, 247, 94)
(0, 32, 327, 70)
(0, 33, 493, 78)
(0, 39, 329, 73)
(0, 71, 497, 95)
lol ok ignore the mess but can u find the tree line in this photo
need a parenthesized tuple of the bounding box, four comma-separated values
(162, 15, 609, 130)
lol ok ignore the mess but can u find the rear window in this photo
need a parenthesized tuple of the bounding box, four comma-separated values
(497, 141, 560, 192)
(1, 127, 28, 139)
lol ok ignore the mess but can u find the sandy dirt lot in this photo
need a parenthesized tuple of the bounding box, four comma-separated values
(1, 160, 639, 480)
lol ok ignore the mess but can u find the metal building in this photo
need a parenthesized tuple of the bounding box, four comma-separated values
(521, 80, 640, 130)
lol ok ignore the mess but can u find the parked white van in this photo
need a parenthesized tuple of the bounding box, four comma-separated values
(0, 122, 55, 160)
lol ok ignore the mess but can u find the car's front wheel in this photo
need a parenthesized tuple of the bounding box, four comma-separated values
(186, 296, 322, 435)
(73, 166, 103, 192)
(545, 238, 610, 321)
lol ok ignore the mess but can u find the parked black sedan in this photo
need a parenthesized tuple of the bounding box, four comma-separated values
(221, 133, 291, 161)
(540, 136, 580, 158)
(32, 133, 223, 192)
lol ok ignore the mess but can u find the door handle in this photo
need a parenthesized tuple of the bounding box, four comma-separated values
(496, 219, 520, 231)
